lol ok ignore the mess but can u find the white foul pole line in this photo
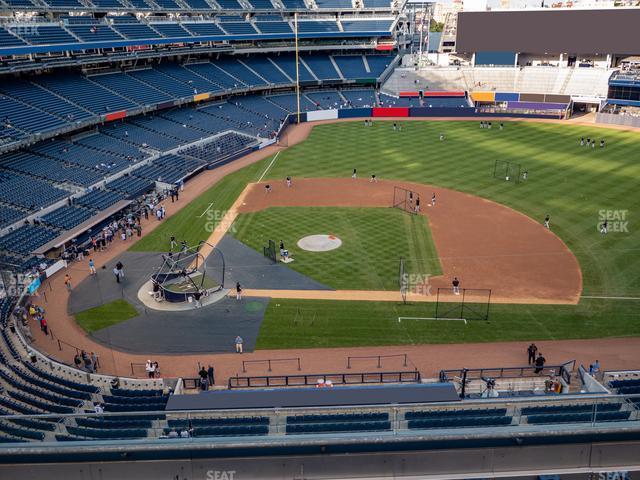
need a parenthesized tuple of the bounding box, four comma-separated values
(257, 151, 280, 183)
(197, 203, 214, 218)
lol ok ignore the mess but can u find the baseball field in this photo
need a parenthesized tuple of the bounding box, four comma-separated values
(130, 120, 640, 348)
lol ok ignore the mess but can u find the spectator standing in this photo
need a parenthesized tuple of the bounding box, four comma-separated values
(527, 343, 538, 365)
(207, 365, 215, 386)
(534, 353, 546, 374)
(235, 335, 243, 353)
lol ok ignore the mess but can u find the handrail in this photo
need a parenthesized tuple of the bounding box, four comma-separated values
(346, 353, 408, 369)
(241, 357, 301, 373)
(228, 370, 421, 388)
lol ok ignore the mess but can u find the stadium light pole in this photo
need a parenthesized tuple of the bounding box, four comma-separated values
(294, 12, 301, 124)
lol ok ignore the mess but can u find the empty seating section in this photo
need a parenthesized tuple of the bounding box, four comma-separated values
(127, 68, 195, 98)
(286, 412, 391, 434)
(0, 204, 25, 229)
(270, 54, 315, 82)
(246, 0, 274, 8)
(130, 116, 203, 143)
(0, 95, 65, 134)
(132, 154, 203, 183)
(242, 57, 292, 84)
(10, 25, 77, 45)
(220, 22, 258, 35)
(303, 55, 339, 80)
(215, 0, 243, 8)
(363, 0, 389, 6)
(182, 0, 212, 8)
(0, 151, 104, 186)
(151, 23, 193, 38)
(155, 63, 221, 94)
(185, 62, 245, 89)
(297, 20, 339, 33)
(306, 90, 344, 109)
(41, 205, 93, 230)
(36, 76, 137, 114)
(366, 54, 394, 77)
(104, 122, 182, 150)
(76, 134, 144, 160)
(0, 81, 93, 123)
(90, 0, 126, 8)
(280, 0, 306, 7)
(179, 132, 257, 165)
(106, 175, 155, 196)
(341, 19, 392, 31)
(90, 73, 174, 106)
(0, 28, 27, 47)
(182, 22, 226, 36)
(112, 22, 160, 40)
(32, 140, 133, 173)
(255, 20, 292, 34)
(154, 0, 181, 9)
(66, 24, 124, 42)
(341, 88, 377, 107)
(0, 171, 68, 210)
(334, 55, 368, 78)
(0, 224, 58, 255)
(216, 58, 267, 86)
(267, 93, 316, 112)
(75, 189, 126, 210)
(315, 0, 352, 8)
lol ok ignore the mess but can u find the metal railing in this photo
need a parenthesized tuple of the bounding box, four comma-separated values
(228, 370, 421, 388)
(241, 357, 301, 373)
(346, 353, 409, 369)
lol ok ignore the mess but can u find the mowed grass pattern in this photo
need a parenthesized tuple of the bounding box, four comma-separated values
(266, 121, 640, 297)
(231, 207, 442, 290)
(130, 159, 268, 253)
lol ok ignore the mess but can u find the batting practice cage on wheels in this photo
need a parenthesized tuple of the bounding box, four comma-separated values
(493, 160, 523, 184)
(392, 186, 420, 214)
(435, 288, 492, 322)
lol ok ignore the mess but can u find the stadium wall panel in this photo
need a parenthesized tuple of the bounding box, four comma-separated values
(519, 93, 545, 102)
(338, 108, 373, 118)
(545, 94, 571, 103)
(495, 92, 519, 102)
(104, 111, 127, 122)
(372, 107, 409, 117)
(471, 92, 495, 102)
(423, 91, 466, 97)
(307, 109, 339, 121)
(475, 51, 516, 66)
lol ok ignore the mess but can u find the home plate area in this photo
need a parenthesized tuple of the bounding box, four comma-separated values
(297, 234, 343, 252)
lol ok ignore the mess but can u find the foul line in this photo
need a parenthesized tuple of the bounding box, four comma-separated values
(581, 295, 640, 301)
(197, 202, 214, 218)
(257, 151, 280, 183)
(398, 316, 468, 325)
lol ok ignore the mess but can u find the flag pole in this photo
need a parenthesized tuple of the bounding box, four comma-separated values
(294, 12, 301, 124)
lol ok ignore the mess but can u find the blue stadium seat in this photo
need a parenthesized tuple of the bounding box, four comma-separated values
(10, 25, 77, 45)
(341, 20, 393, 32)
(241, 57, 292, 84)
(90, 72, 175, 106)
(220, 22, 259, 35)
(151, 23, 194, 38)
(182, 22, 226, 36)
(333, 55, 369, 79)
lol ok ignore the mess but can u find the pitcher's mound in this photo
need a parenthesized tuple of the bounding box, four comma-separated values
(297, 234, 342, 252)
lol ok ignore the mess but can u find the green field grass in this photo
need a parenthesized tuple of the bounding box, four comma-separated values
(130, 159, 268, 253)
(132, 120, 640, 348)
(75, 300, 139, 334)
(231, 206, 441, 290)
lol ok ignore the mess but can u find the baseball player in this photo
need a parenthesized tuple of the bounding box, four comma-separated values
(431, 193, 436, 207)
(265, 184, 272, 193)
(580, 137, 584, 146)
(544, 215, 550, 229)
(600, 220, 608, 234)
(370, 174, 377, 183)
(414, 196, 420, 213)
(452, 277, 460, 295)
(600, 138, 605, 148)
(352, 168, 357, 179)
(286, 176, 292, 188)
(439, 133, 445, 141)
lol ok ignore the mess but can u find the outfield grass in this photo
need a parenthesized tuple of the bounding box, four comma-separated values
(231, 207, 441, 290)
(256, 297, 640, 349)
(130, 158, 268, 252)
(75, 300, 139, 334)
(133, 120, 640, 348)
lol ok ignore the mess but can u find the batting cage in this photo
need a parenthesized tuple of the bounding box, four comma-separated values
(434, 288, 492, 322)
(392, 186, 420, 214)
(263, 239, 277, 263)
(493, 160, 523, 184)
